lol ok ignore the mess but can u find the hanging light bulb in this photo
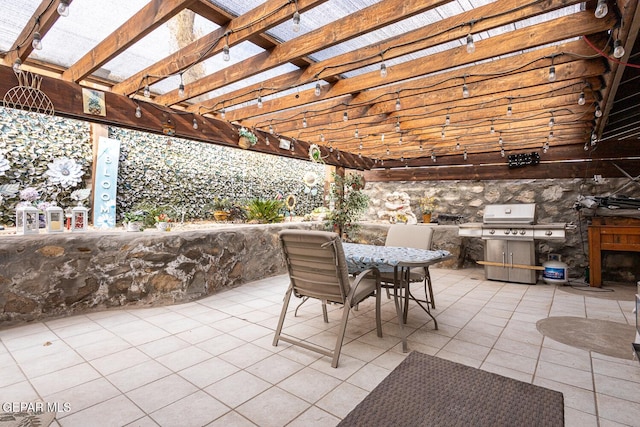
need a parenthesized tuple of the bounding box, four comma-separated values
(386, 147, 390, 155)
(314, 81, 321, 96)
(269, 124, 274, 134)
(178, 73, 185, 98)
(595, 104, 602, 118)
(359, 142, 363, 150)
(343, 111, 348, 121)
(336, 151, 340, 160)
(302, 116, 307, 128)
(32, 32, 42, 50)
(222, 44, 230, 61)
(613, 39, 625, 59)
(380, 62, 387, 78)
(462, 83, 470, 98)
(466, 34, 475, 54)
(329, 145, 333, 152)
(490, 123, 495, 134)
(548, 116, 555, 128)
(57, 0, 70, 17)
(354, 127, 359, 138)
(257, 95, 263, 108)
(395, 98, 401, 111)
(445, 114, 450, 126)
(548, 65, 556, 82)
(143, 84, 150, 98)
(359, 152, 362, 159)
(506, 103, 512, 117)
(420, 143, 423, 151)
(395, 119, 400, 133)
(441, 128, 445, 139)
(381, 133, 385, 142)
(220, 107, 226, 119)
(292, 11, 301, 32)
(135, 105, 142, 118)
(500, 148, 505, 157)
(591, 131, 598, 142)
(549, 130, 554, 139)
(320, 133, 325, 142)
(584, 142, 589, 151)
(380, 159, 384, 165)
(400, 155, 404, 162)
(12, 58, 22, 73)
(463, 149, 468, 160)
(456, 141, 460, 150)
(398, 136, 402, 145)
(431, 151, 436, 162)
(499, 135, 503, 145)
(192, 118, 198, 130)
(594, 0, 608, 18)
(578, 91, 585, 105)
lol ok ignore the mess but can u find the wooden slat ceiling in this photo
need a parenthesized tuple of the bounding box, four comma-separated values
(1, 0, 639, 180)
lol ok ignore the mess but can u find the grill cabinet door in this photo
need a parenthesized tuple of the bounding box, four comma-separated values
(507, 240, 536, 284)
(484, 239, 509, 282)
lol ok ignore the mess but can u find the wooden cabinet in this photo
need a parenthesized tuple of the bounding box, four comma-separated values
(588, 217, 640, 287)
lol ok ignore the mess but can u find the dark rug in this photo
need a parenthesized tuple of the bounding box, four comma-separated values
(338, 351, 564, 427)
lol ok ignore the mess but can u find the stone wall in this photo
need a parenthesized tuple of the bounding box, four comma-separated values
(362, 178, 640, 282)
(0, 223, 318, 328)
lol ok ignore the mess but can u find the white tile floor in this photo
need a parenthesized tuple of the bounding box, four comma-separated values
(1, 267, 639, 426)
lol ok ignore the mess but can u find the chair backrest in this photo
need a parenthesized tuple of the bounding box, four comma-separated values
(279, 230, 351, 304)
(385, 224, 434, 250)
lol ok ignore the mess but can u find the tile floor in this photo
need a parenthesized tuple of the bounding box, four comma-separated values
(1, 267, 639, 427)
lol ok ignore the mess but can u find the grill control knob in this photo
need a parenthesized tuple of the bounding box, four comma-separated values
(511, 230, 518, 235)
(489, 229, 495, 235)
(504, 229, 510, 235)
(545, 230, 552, 236)
(519, 229, 526, 235)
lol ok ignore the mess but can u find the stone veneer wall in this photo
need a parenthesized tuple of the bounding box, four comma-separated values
(361, 178, 640, 283)
(0, 223, 318, 328)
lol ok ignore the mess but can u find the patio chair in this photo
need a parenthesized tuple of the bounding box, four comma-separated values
(273, 229, 382, 368)
(380, 224, 436, 320)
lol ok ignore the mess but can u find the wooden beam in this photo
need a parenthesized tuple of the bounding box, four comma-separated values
(62, 0, 196, 82)
(155, 0, 451, 106)
(112, 0, 329, 97)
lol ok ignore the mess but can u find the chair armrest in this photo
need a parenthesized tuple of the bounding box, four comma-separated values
(348, 267, 381, 305)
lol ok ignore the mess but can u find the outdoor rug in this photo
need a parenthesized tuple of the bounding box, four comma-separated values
(338, 351, 564, 427)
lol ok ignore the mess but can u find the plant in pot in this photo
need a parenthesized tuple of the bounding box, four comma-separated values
(419, 196, 437, 223)
(123, 210, 147, 232)
(325, 172, 369, 241)
(212, 197, 231, 221)
(237, 127, 258, 149)
(154, 212, 173, 231)
(245, 198, 285, 223)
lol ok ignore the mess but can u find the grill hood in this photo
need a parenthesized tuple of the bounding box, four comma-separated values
(482, 204, 536, 225)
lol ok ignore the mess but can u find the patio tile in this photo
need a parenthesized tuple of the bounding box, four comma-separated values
(155, 346, 213, 371)
(288, 406, 341, 427)
(137, 335, 192, 358)
(106, 360, 173, 393)
(245, 353, 305, 384)
(236, 387, 309, 427)
(218, 343, 275, 369)
(125, 374, 198, 413)
(178, 357, 240, 388)
(90, 347, 151, 376)
(57, 395, 144, 427)
(346, 363, 391, 391)
(30, 363, 101, 396)
(205, 410, 257, 426)
(149, 390, 229, 427)
(315, 382, 369, 419)
(204, 371, 270, 408)
(45, 378, 121, 418)
(277, 367, 342, 404)
(196, 333, 247, 356)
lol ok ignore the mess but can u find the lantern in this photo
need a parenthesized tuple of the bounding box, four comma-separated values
(16, 205, 39, 234)
(71, 206, 89, 232)
(46, 206, 64, 233)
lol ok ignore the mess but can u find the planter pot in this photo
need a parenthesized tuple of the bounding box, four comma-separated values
(125, 221, 143, 232)
(156, 221, 171, 231)
(422, 213, 432, 223)
(238, 136, 252, 149)
(213, 211, 229, 221)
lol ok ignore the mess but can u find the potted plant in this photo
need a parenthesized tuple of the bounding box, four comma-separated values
(325, 173, 369, 241)
(419, 196, 437, 223)
(154, 212, 173, 231)
(238, 127, 258, 149)
(123, 210, 146, 231)
(245, 198, 285, 223)
(212, 197, 231, 221)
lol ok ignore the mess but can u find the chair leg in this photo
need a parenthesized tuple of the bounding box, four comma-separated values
(294, 296, 309, 317)
(375, 286, 382, 337)
(424, 268, 435, 309)
(322, 302, 329, 323)
(331, 304, 352, 368)
(273, 286, 293, 347)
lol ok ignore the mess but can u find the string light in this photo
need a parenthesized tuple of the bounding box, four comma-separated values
(463, 149, 468, 160)
(595, 104, 602, 118)
(441, 127, 445, 139)
(12, 58, 21, 73)
(381, 133, 385, 142)
(548, 56, 556, 82)
(398, 136, 402, 145)
(314, 81, 321, 96)
(548, 115, 555, 128)
(359, 141, 363, 150)
(143, 83, 150, 98)
(320, 133, 325, 142)
(549, 130, 554, 139)
(386, 146, 390, 155)
(500, 148, 505, 157)
(337, 151, 340, 160)
(506, 99, 512, 117)
(584, 142, 589, 151)
(499, 134, 503, 145)
(302, 115, 307, 128)
(292, 3, 301, 33)
(220, 107, 226, 119)
(613, 39, 625, 59)
(135, 105, 142, 118)
(456, 141, 460, 150)
(395, 97, 401, 111)
(466, 34, 475, 54)
(257, 94, 263, 108)
(269, 124, 274, 134)
(395, 118, 400, 133)
(192, 117, 198, 129)
(380, 62, 387, 78)
(431, 151, 436, 162)
(178, 73, 185, 98)
(57, 0, 70, 16)
(32, 31, 42, 50)
(343, 111, 348, 121)
(445, 113, 450, 126)
(354, 127, 359, 138)
(462, 76, 470, 98)
(419, 143, 423, 151)
(490, 122, 495, 134)
(578, 91, 585, 105)
(222, 36, 230, 62)
(594, 0, 608, 18)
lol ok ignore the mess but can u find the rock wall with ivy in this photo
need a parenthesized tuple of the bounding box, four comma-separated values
(0, 107, 325, 225)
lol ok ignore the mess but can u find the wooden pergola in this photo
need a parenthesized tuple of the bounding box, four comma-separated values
(1, 0, 639, 181)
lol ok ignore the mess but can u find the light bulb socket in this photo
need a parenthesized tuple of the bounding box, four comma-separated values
(314, 82, 321, 96)
(32, 32, 42, 50)
(380, 62, 387, 78)
(223, 44, 230, 61)
(548, 65, 556, 82)
(466, 34, 475, 54)
(462, 84, 470, 98)
(292, 11, 301, 32)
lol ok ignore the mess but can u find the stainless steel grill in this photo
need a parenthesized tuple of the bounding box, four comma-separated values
(459, 204, 567, 284)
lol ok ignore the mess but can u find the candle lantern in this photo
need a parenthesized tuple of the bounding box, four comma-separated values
(71, 206, 89, 232)
(46, 206, 64, 233)
(16, 205, 39, 234)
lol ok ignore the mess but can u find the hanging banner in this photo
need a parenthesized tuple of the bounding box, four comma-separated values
(93, 136, 120, 228)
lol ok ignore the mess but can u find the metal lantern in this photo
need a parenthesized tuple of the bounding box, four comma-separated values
(71, 206, 89, 232)
(46, 205, 64, 233)
(16, 205, 39, 234)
